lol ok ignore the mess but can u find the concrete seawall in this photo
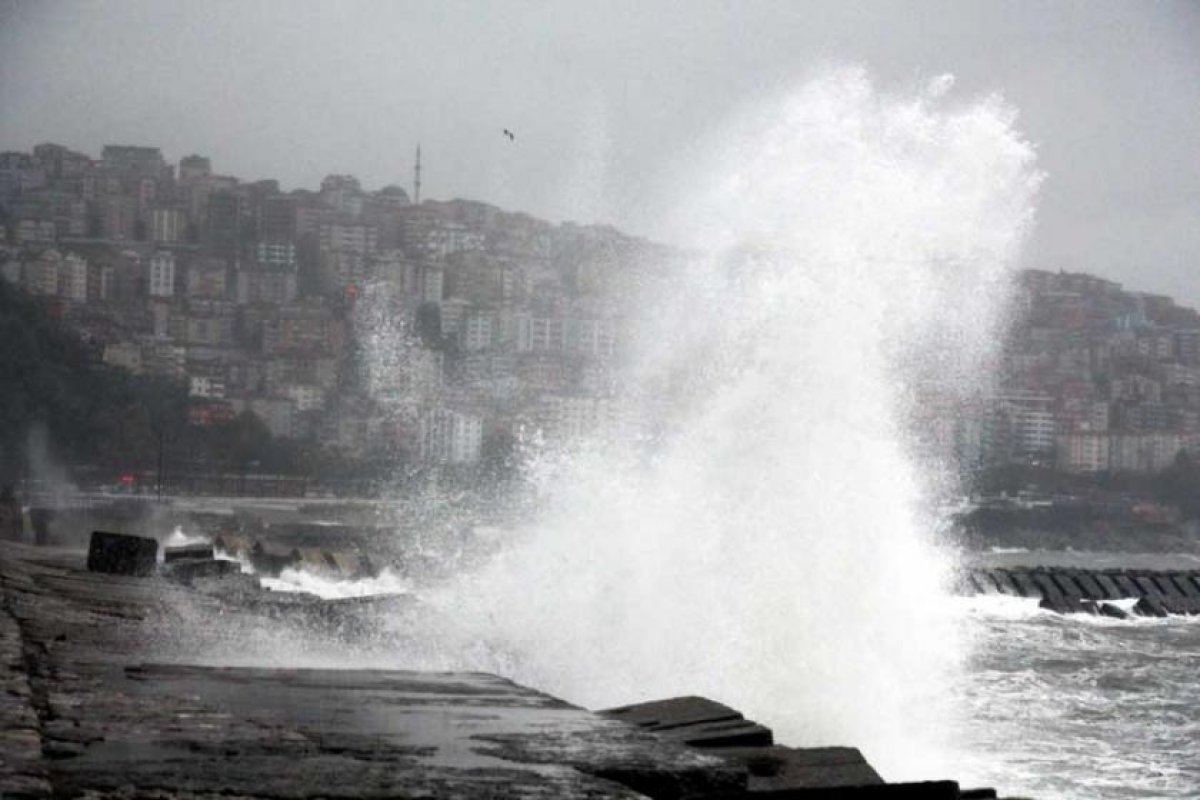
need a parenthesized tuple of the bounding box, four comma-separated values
(0, 538, 1007, 799)
(959, 566, 1200, 616)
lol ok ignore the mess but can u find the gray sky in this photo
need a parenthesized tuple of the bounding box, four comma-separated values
(2, 1, 1198, 303)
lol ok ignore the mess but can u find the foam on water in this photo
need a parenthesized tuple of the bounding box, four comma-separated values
(259, 567, 411, 599)
(388, 65, 1042, 781)
(951, 599, 1200, 798)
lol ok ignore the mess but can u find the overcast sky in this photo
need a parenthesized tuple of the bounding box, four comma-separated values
(2, 1, 1197, 303)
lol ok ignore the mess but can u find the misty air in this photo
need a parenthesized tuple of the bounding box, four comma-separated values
(1, 3, 1199, 799)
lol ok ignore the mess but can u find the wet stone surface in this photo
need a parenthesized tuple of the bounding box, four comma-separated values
(0, 542, 740, 799)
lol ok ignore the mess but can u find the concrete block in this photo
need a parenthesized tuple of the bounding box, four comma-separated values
(212, 533, 252, 557)
(1031, 572, 1065, 605)
(160, 558, 240, 586)
(1132, 575, 1160, 597)
(1071, 571, 1106, 600)
(1171, 573, 1200, 599)
(1009, 571, 1040, 598)
(1038, 595, 1092, 615)
(250, 542, 297, 576)
(657, 719, 774, 749)
(163, 544, 214, 562)
(989, 570, 1020, 595)
(1110, 573, 1140, 598)
(1151, 574, 1185, 599)
(1092, 573, 1123, 599)
(712, 746, 884, 791)
(602, 696, 744, 731)
(1050, 572, 1085, 599)
(86, 531, 158, 577)
(1158, 595, 1200, 616)
(1134, 595, 1168, 617)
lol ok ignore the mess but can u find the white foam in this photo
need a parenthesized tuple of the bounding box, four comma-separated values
(164, 526, 210, 549)
(260, 567, 411, 600)
(394, 66, 1041, 782)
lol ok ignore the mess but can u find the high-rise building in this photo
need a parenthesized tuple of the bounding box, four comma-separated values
(179, 155, 212, 182)
(101, 145, 168, 179)
(206, 190, 243, 255)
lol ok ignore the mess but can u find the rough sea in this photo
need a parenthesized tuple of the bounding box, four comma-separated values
(950, 552, 1200, 799)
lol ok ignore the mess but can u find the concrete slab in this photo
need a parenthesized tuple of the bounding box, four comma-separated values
(710, 746, 884, 791)
(0, 543, 743, 799)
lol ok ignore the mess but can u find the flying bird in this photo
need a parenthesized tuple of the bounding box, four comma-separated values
(503, 129, 515, 141)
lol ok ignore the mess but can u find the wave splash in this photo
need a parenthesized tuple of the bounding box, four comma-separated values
(402, 67, 1041, 780)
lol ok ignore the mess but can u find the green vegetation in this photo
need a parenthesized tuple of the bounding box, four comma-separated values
(0, 281, 332, 486)
(0, 279, 185, 483)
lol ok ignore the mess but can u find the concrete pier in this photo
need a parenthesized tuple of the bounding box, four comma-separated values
(0, 541, 999, 798)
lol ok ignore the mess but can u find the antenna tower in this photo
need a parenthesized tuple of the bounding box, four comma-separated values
(414, 144, 422, 205)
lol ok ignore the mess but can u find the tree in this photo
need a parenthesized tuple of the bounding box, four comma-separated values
(1152, 450, 1200, 519)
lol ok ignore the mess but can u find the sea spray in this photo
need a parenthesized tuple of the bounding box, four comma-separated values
(394, 66, 1041, 780)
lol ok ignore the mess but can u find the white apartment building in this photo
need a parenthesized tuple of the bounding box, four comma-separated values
(418, 407, 482, 464)
(255, 241, 296, 269)
(59, 253, 88, 302)
(462, 313, 494, 351)
(286, 384, 324, 412)
(318, 220, 378, 255)
(23, 250, 60, 296)
(150, 208, 186, 243)
(189, 375, 226, 399)
(149, 251, 175, 297)
(1057, 432, 1110, 473)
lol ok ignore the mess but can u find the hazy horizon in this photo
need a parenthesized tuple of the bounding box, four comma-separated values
(2, 0, 1198, 303)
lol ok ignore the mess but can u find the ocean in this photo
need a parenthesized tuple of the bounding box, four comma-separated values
(949, 552, 1200, 799)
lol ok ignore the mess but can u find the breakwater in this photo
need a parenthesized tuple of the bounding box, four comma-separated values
(959, 566, 1200, 616)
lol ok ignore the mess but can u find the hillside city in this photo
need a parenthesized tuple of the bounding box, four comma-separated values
(2, 142, 1199, 490)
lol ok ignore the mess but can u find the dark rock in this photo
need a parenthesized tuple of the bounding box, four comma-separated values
(1038, 595, 1093, 615)
(250, 541, 298, 576)
(1096, 601, 1130, 620)
(163, 543, 215, 562)
(160, 558, 241, 586)
(85, 530, 157, 577)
